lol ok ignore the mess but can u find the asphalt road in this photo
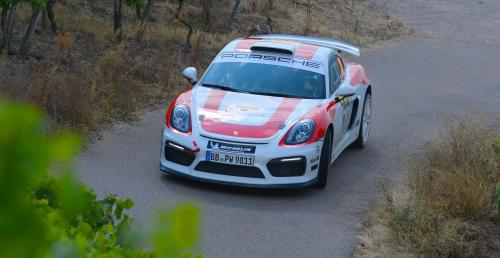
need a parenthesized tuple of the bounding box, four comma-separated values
(77, 1, 500, 257)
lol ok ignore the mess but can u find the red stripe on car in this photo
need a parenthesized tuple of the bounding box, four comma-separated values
(234, 39, 261, 52)
(201, 90, 301, 138)
(203, 88, 227, 110)
(295, 44, 320, 59)
(349, 63, 369, 85)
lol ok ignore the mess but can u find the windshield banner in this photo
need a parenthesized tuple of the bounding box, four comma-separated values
(214, 52, 326, 74)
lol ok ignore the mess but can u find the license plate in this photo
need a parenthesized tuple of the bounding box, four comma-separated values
(206, 151, 254, 166)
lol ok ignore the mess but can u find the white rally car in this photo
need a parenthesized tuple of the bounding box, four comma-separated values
(160, 34, 372, 188)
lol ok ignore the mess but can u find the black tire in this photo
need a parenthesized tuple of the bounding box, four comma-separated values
(316, 129, 332, 188)
(353, 91, 372, 148)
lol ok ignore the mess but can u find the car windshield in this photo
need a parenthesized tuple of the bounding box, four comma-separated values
(200, 62, 326, 99)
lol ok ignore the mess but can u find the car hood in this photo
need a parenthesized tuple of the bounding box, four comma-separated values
(192, 86, 322, 142)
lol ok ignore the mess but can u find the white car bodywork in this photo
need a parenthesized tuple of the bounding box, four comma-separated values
(160, 35, 371, 188)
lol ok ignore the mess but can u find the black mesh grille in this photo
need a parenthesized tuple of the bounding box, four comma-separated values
(267, 156, 306, 177)
(164, 141, 195, 166)
(195, 161, 265, 178)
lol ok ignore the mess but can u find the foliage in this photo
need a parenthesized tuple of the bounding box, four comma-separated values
(493, 138, 500, 154)
(124, 0, 144, 9)
(0, 101, 201, 258)
(0, 0, 47, 10)
(497, 182, 500, 215)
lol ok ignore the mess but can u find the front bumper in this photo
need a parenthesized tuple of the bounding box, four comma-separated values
(159, 127, 323, 188)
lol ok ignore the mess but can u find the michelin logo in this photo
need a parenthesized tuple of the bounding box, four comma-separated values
(207, 140, 256, 154)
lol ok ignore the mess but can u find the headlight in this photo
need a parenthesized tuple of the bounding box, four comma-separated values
(285, 119, 315, 145)
(170, 104, 191, 132)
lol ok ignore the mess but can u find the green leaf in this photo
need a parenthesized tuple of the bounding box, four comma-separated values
(0, 101, 202, 257)
(124, 198, 135, 209)
(493, 138, 500, 154)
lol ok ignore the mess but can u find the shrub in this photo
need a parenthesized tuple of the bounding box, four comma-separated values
(0, 101, 201, 258)
(355, 119, 500, 258)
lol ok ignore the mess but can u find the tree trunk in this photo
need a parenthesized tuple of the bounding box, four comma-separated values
(114, 0, 123, 41)
(263, 0, 274, 33)
(5, 4, 16, 54)
(142, 0, 154, 23)
(0, 8, 6, 30)
(136, 0, 154, 40)
(41, 9, 47, 30)
(304, 0, 312, 35)
(135, 1, 141, 19)
(268, 0, 274, 10)
(228, 0, 241, 27)
(47, 0, 58, 33)
(1, 7, 8, 54)
(266, 15, 274, 33)
(19, 9, 41, 56)
(176, 0, 192, 47)
(202, 0, 210, 26)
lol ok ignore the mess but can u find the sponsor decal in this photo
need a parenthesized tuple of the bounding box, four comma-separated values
(207, 140, 256, 154)
(310, 155, 320, 164)
(337, 96, 352, 106)
(219, 52, 322, 71)
(227, 104, 264, 114)
(340, 97, 353, 135)
(201, 89, 301, 138)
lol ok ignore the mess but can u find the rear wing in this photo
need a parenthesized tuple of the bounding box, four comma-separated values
(250, 34, 360, 56)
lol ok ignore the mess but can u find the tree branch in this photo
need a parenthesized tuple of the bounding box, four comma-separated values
(47, 0, 58, 33)
(19, 8, 41, 56)
(176, 0, 192, 47)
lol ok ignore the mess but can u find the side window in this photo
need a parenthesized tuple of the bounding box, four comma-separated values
(329, 56, 342, 95)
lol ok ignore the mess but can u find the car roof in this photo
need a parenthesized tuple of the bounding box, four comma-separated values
(221, 38, 336, 64)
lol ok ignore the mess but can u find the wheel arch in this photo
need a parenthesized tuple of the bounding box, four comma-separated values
(327, 124, 334, 146)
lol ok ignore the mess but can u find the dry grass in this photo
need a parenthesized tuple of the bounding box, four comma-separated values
(0, 0, 407, 136)
(354, 119, 500, 258)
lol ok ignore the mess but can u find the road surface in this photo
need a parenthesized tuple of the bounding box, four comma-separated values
(77, 1, 500, 257)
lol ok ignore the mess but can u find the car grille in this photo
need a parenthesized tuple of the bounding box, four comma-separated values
(164, 141, 195, 166)
(267, 156, 306, 177)
(194, 161, 265, 178)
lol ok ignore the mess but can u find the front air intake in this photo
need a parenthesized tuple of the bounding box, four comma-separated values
(164, 141, 195, 166)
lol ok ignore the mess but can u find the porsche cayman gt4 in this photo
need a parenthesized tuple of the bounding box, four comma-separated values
(160, 34, 372, 188)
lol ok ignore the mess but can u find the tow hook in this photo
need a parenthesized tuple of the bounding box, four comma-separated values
(192, 141, 200, 153)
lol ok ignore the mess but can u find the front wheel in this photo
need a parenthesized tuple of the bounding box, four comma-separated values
(316, 130, 332, 188)
(353, 91, 372, 148)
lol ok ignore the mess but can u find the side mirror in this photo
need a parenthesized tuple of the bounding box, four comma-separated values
(335, 86, 356, 102)
(182, 67, 197, 85)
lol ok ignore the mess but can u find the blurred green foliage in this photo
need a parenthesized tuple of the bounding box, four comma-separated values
(496, 183, 500, 215)
(0, 101, 201, 258)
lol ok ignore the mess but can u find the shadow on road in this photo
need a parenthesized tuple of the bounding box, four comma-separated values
(159, 173, 314, 197)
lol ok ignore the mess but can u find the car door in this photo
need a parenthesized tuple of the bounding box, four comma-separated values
(329, 55, 353, 155)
